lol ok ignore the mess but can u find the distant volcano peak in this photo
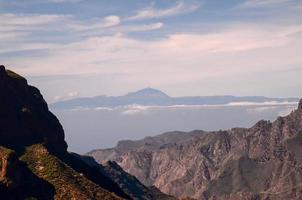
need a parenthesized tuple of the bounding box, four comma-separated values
(125, 87, 170, 98)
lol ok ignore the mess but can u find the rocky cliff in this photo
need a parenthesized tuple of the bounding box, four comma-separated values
(0, 65, 172, 200)
(89, 101, 302, 199)
(0, 65, 67, 152)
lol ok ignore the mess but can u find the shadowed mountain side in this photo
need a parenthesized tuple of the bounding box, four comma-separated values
(0, 65, 67, 153)
(89, 100, 302, 200)
(79, 155, 177, 200)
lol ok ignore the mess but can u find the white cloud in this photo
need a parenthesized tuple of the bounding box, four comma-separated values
(121, 105, 150, 115)
(7, 23, 302, 83)
(246, 105, 295, 115)
(114, 22, 164, 32)
(103, 15, 121, 27)
(126, 1, 200, 21)
(154, 25, 301, 53)
(0, 12, 164, 44)
(114, 103, 299, 115)
(0, 13, 69, 26)
(69, 15, 121, 31)
(54, 91, 79, 101)
(238, 0, 291, 9)
(1, 6, 302, 98)
(0, 13, 165, 55)
(228, 101, 298, 106)
(95, 107, 114, 111)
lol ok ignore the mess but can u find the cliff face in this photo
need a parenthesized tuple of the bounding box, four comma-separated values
(0, 65, 67, 152)
(89, 101, 302, 200)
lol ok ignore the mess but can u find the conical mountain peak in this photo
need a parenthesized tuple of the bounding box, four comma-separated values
(125, 87, 170, 98)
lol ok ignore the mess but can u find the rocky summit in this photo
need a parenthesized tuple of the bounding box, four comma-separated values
(89, 100, 302, 199)
(0, 66, 173, 200)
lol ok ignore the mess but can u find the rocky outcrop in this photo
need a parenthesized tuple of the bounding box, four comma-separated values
(0, 65, 67, 153)
(0, 147, 20, 190)
(89, 101, 302, 200)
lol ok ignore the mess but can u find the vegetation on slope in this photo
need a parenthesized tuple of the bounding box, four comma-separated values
(20, 144, 121, 200)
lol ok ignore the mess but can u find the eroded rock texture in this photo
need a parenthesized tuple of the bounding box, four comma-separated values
(89, 101, 302, 200)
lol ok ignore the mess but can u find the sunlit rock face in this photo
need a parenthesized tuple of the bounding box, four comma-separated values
(90, 101, 302, 200)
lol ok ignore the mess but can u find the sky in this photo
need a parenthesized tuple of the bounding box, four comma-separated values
(1, 0, 302, 102)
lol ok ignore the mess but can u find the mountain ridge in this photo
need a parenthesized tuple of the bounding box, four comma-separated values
(88, 99, 302, 200)
(51, 87, 299, 110)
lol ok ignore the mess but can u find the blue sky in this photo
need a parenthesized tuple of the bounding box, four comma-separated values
(1, 0, 302, 102)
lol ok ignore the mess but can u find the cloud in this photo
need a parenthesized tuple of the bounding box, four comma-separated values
(70, 107, 113, 112)
(21, 0, 84, 3)
(0, 13, 69, 26)
(126, 1, 200, 21)
(0, 12, 164, 45)
(0, 12, 165, 55)
(246, 105, 295, 116)
(0, 13, 72, 44)
(154, 25, 301, 53)
(95, 107, 113, 111)
(121, 105, 150, 115)
(103, 15, 121, 26)
(1, 1, 302, 98)
(114, 22, 164, 32)
(112, 103, 299, 116)
(237, 0, 291, 9)
(6, 23, 302, 82)
(227, 101, 298, 106)
(54, 91, 79, 101)
(69, 15, 121, 31)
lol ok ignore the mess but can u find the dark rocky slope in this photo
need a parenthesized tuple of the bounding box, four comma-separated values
(0, 65, 67, 152)
(89, 100, 302, 199)
(0, 65, 172, 200)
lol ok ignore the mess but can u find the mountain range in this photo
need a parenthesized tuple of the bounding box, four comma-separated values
(88, 99, 302, 199)
(2, 65, 302, 200)
(0, 65, 174, 200)
(51, 87, 299, 110)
